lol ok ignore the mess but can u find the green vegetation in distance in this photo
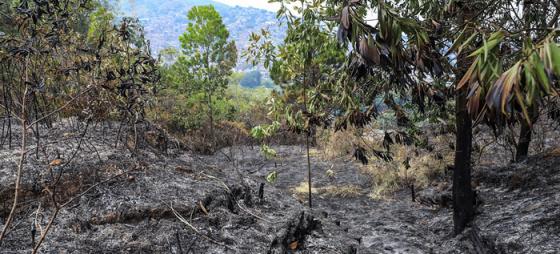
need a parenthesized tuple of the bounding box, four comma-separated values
(162, 5, 237, 150)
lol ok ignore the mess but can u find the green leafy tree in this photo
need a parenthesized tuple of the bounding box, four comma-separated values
(249, 0, 470, 228)
(87, 5, 114, 43)
(246, 1, 347, 208)
(455, 1, 559, 162)
(176, 5, 237, 149)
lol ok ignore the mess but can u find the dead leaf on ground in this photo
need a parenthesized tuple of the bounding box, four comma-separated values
(545, 147, 560, 158)
(199, 201, 209, 215)
(49, 159, 62, 167)
(289, 241, 298, 250)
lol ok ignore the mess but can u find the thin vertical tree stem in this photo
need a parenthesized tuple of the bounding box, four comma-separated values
(0, 83, 28, 244)
(306, 133, 312, 208)
(303, 52, 312, 209)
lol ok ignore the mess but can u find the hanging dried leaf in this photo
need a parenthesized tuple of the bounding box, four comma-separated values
(466, 82, 481, 117)
(383, 132, 394, 151)
(354, 146, 368, 165)
(500, 64, 521, 115)
(457, 60, 477, 90)
(359, 37, 368, 57)
(341, 6, 351, 30)
(372, 149, 394, 162)
(368, 38, 381, 65)
(486, 73, 507, 112)
(337, 23, 349, 43)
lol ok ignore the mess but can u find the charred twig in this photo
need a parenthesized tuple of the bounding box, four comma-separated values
(198, 172, 276, 223)
(52, 120, 91, 187)
(185, 235, 198, 254)
(27, 88, 93, 128)
(171, 206, 237, 251)
(176, 231, 184, 254)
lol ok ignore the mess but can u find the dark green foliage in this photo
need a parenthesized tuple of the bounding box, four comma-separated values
(0, 0, 158, 125)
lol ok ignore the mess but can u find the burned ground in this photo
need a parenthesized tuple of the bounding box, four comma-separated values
(0, 121, 559, 253)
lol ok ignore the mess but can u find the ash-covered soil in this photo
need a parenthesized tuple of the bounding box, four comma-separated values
(1, 121, 559, 253)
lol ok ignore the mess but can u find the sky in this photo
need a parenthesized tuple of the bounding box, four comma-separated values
(213, 0, 282, 12)
(213, 1, 375, 20)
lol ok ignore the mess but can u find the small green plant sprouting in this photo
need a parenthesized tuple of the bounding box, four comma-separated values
(251, 121, 280, 159)
(251, 121, 280, 183)
(266, 171, 278, 184)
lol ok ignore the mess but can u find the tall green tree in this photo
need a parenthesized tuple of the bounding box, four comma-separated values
(246, 1, 347, 208)
(176, 5, 237, 149)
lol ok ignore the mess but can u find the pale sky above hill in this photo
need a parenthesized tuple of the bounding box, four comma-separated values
(212, 1, 376, 21)
(213, 0, 281, 12)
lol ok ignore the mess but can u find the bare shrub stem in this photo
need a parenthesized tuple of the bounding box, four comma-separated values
(0, 85, 28, 244)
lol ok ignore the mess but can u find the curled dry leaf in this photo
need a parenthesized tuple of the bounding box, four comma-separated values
(289, 241, 298, 250)
(431, 19, 441, 31)
(359, 37, 381, 65)
(199, 201, 209, 215)
(359, 37, 368, 56)
(49, 159, 62, 167)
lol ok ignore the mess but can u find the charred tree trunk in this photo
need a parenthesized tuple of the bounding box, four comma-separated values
(208, 91, 215, 151)
(453, 86, 474, 234)
(516, 0, 541, 162)
(516, 120, 532, 162)
(453, 2, 475, 234)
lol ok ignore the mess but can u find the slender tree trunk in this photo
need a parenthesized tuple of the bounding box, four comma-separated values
(208, 91, 215, 151)
(203, 46, 215, 152)
(33, 95, 40, 159)
(453, 87, 474, 234)
(516, 0, 539, 162)
(453, 4, 475, 234)
(516, 103, 539, 162)
(303, 52, 312, 208)
(516, 120, 532, 162)
(305, 132, 312, 208)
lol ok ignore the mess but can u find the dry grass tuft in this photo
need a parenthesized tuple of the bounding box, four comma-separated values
(317, 125, 453, 199)
(320, 185, 362, 198)
(316, 127, 363, 160)
(292, 182, 318, 195)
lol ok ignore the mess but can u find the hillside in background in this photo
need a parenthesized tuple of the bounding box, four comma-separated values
(113, 0, 286, 70)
